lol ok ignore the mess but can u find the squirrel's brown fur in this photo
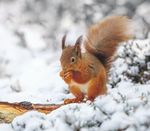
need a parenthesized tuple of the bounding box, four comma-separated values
(85, 16, 133, 70)
(60, 16, 133, 104)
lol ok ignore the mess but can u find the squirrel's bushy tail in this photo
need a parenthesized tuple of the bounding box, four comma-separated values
(85, 16, 133, 70)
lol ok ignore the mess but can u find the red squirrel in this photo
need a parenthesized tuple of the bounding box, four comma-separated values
(60, 16, 133, 104)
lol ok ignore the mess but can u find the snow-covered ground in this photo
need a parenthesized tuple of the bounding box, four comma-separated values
(0, 0, 150, 131)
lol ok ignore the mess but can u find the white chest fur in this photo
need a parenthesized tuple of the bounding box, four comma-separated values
(70, 80, 90, 94)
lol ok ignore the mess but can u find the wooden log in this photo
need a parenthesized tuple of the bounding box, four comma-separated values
(0, 101, 63, 123)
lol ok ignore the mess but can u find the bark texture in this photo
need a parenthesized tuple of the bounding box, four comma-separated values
(0, 101, 62, 123)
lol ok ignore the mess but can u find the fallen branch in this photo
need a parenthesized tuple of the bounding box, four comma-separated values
(0, 101, 63, 123)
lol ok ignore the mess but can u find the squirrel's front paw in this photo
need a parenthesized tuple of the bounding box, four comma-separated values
(62, 71, 72, 84)
(60, 71, 64, 77)
(64, 71, 72, 81)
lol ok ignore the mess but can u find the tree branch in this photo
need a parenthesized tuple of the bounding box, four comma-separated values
(0, 101, 63, 123)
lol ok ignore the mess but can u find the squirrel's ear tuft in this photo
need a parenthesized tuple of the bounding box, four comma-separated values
(75, 35, 82, 58)
(62, 34, 67, 49)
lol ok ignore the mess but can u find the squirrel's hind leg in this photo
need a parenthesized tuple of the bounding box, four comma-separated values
(64, 85, 84, 104)
(87, 79, 100, 101)
(87, 75, 107, 101)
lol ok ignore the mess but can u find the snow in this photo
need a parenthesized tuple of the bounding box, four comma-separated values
(0, 0, 150, 131)
(1, 83, 150, 131)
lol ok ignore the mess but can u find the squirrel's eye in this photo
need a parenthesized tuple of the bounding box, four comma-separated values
(71, 57, 75, 63)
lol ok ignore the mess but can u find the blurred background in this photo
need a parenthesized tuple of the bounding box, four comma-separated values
(0, 0, 150, 52)
(0, 0, 149, 103)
